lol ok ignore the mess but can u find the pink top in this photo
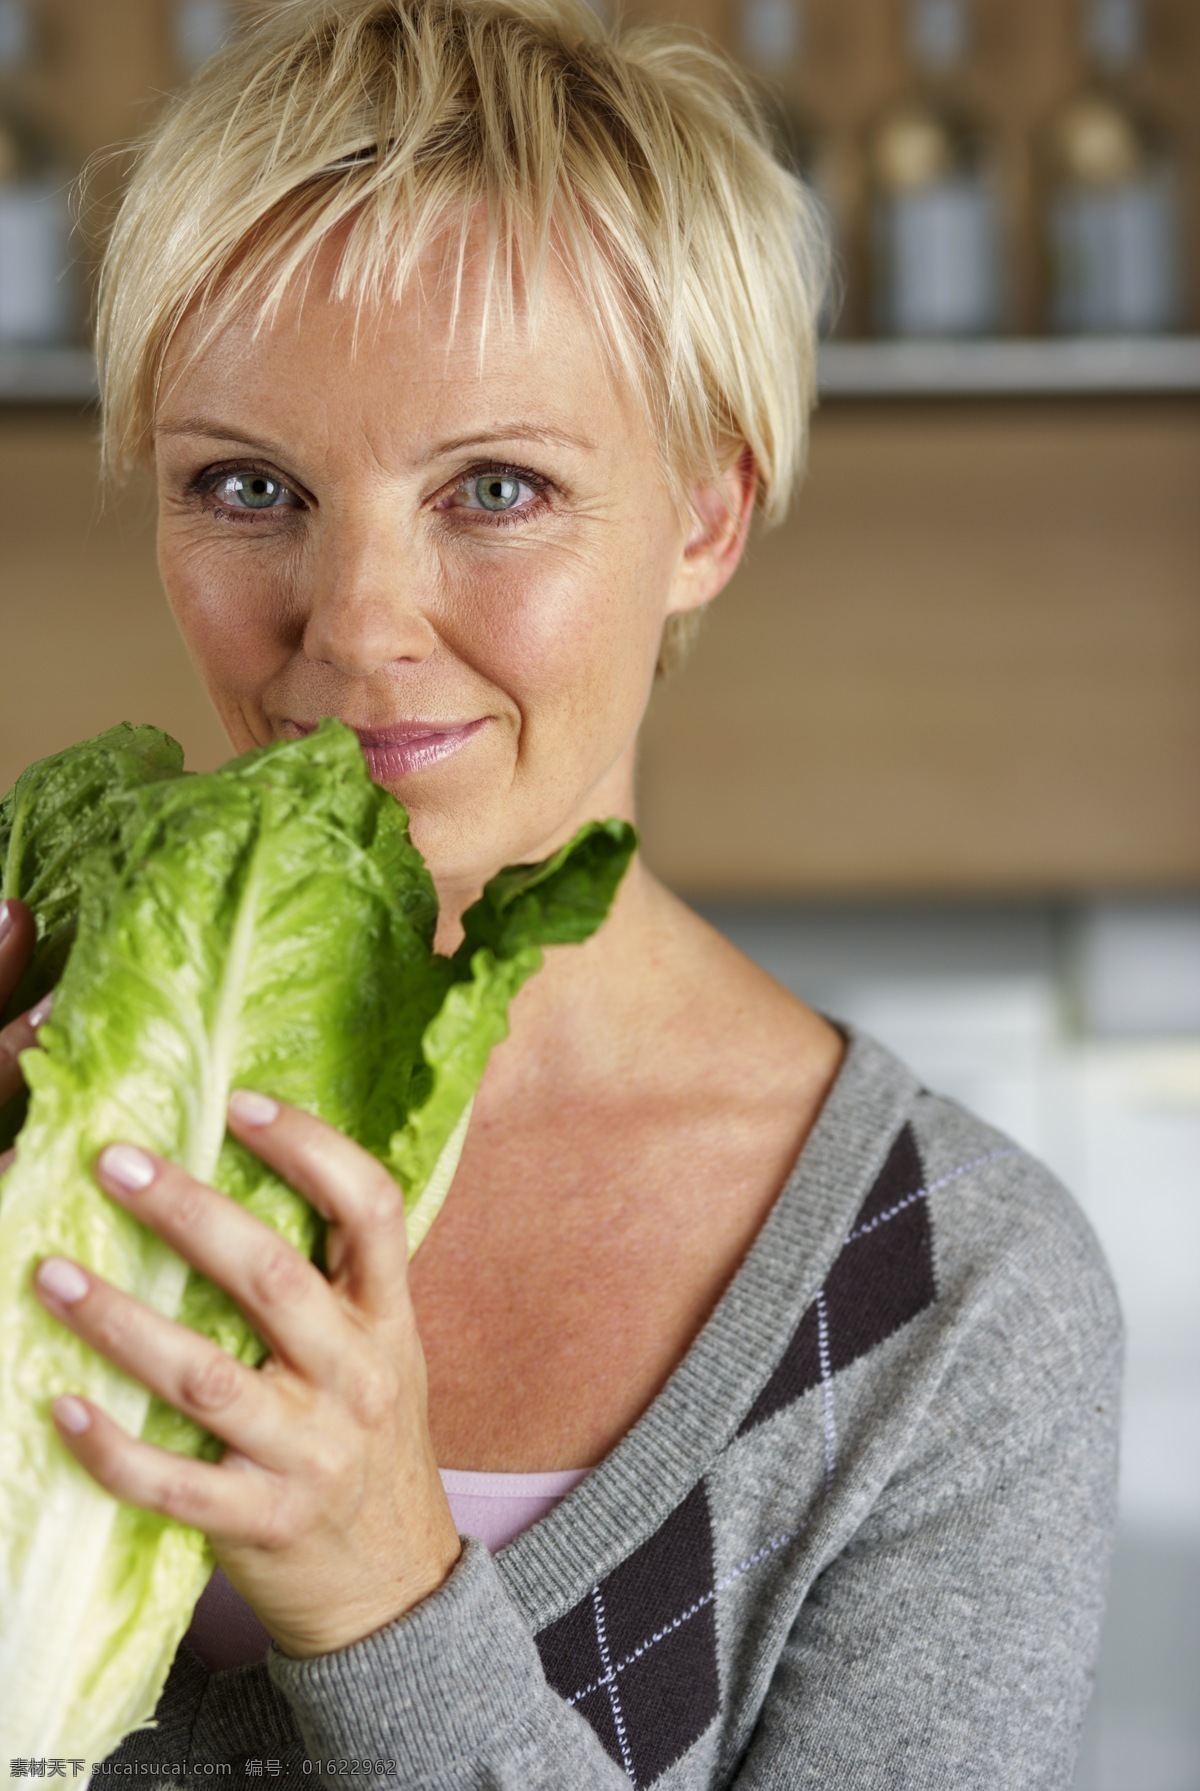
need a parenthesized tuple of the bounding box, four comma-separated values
(182, 1465, 590, 1672)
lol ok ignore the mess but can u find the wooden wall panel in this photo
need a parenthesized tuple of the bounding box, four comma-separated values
(636, 398, 1200, 895)
(3, 401, 1197, 897)
(0, 413, 229, 784)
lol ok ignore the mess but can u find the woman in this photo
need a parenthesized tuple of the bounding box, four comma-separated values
(0, 0, 1120, 1782)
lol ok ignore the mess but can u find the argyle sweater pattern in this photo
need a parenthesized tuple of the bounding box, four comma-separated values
(103, 1026, 1123, 1790)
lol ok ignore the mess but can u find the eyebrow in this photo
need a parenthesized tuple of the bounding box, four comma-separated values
(154, 418, 597, 456)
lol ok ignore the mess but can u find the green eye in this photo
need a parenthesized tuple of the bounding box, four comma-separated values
(228, 473, 284, 509)
(472, 474, 521, 512)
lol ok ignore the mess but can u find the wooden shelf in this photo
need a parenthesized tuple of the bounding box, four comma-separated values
(5, 339, 1200, 407)
(0, 347, 96, 405)
(637, 395, 1200, 897)
(817, 337, 1200, 399)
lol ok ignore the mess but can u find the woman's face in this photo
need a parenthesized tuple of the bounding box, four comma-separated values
(154, 225, 748, 905)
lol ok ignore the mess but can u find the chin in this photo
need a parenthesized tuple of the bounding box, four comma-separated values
(395, 795, 512, 896)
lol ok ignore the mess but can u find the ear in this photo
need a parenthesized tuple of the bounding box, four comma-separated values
(666, 444, 758, 618)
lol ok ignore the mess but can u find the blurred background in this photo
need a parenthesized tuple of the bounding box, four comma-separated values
(1, 0, 1198, 1782)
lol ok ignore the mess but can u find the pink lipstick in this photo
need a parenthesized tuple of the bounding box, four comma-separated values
(286, 718, 487, 780)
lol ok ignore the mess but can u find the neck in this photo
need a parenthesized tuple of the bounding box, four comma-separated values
(430, 739, 643, 962)
(465, 851, 686, 1106)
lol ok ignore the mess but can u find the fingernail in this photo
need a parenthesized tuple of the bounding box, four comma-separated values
(98, 1143, 157, 1193)
(229, 1089, 279, 1127)
(36, 1256, 89, 1304)
(53, 1395, 92, 1435)
(28, 992, 54, 1029)
(0, 901, 12, 947)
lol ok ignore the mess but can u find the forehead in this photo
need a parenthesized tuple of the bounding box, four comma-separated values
(156, 219, 642, 462)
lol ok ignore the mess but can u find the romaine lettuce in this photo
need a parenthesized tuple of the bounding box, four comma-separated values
(0, 723, 187, 1150)
(0, 722, 186, 1019)
(0, 720, 635, 1764)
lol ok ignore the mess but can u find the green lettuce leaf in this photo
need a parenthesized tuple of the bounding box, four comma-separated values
(393, 821, 637, 1249)
(0, 723, 186, 1155)
(0, 722, 186, 1029)
(0, 719, 636, 1764)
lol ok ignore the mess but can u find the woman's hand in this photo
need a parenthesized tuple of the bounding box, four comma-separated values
(0, 898, 52, 1151)
(31, 1091, 463, 1659)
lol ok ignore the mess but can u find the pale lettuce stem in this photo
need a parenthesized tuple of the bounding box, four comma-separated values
(0, 1242, 191, 1757)
(404, 1098, 474, 1257)
(191, 831, 267, 1179)
(0, 835, 267, 1757)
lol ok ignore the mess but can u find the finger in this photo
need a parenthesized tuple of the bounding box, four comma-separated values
(48, 1391, 277, 1547)
(0, 989, 52, 1110)
(33, 1253, 292, 1471)
(0, 899, 42, 1106)
(94, 1142, 345, 1383)
(226, 1091, 410, 1322)
(0, 899, 34, 1008)
(0, 1147, 15, 1178)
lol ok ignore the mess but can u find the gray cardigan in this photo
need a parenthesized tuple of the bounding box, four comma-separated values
(104, 1025, 1123, 1788)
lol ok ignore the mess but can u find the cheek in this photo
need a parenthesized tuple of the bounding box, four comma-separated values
(157, 527, 293, 717)
(461, 545, 658, 716)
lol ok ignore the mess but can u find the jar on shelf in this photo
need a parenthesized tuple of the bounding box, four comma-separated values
(734, 0, 841, 332)
(1044, 0, 1182, 335)
(173, 0, 236, 74)
(866, 0, 1003, 338)
(0, 0, 78, 347)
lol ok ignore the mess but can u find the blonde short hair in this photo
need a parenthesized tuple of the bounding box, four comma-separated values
(95, 0, 829, 676)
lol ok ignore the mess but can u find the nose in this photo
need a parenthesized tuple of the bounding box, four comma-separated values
(302, 511, 438, 677)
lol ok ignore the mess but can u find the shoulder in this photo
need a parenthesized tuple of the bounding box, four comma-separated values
(904, 1082, 1124, 1431)
(812, 1024, 1124, 1379)
(753, 1024, 1126, 1482)
(699, 1041, 1125, 1789)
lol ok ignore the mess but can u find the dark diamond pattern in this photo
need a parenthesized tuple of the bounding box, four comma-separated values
(738, 1121, 936, 1436)
(535, 1122, 938, 1785)
(536, 1483, 719, 1787)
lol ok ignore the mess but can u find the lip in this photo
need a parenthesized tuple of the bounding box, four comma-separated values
(284, 716, 488, 779)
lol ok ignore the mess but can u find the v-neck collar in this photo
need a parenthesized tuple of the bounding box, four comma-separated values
(493, 1024, 920, 1626)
